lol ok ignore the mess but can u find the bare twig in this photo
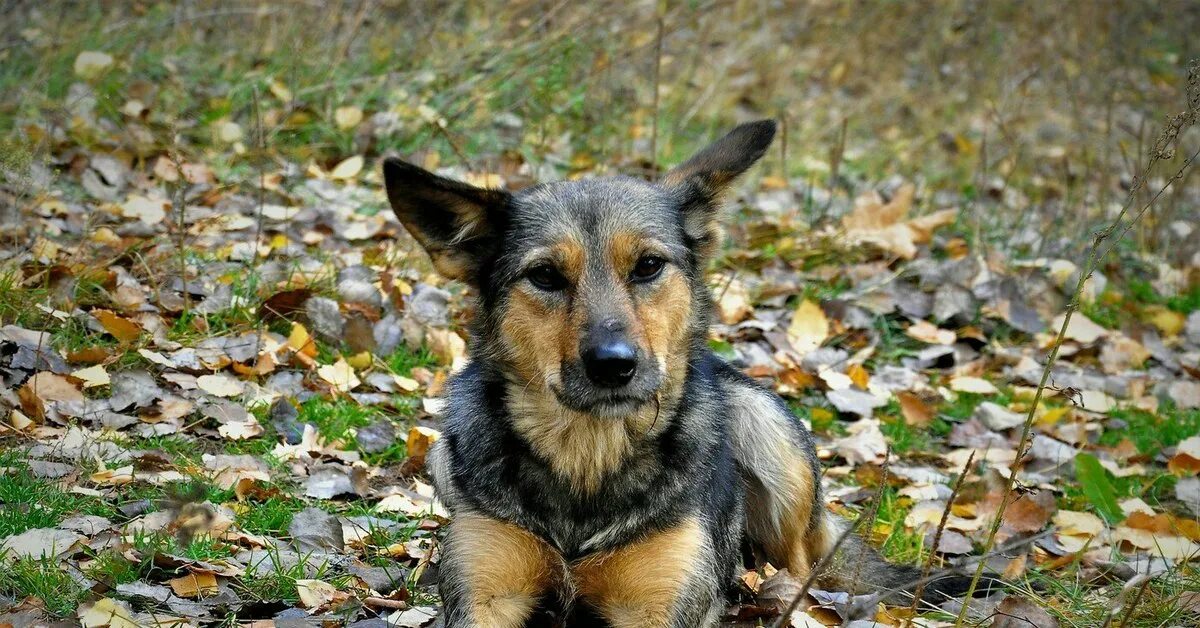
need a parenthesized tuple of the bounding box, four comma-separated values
(649, 15, 664, 178)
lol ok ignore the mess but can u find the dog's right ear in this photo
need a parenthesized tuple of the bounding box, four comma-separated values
(382, 158, 510, 284)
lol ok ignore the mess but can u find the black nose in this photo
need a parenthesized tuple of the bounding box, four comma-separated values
(582, 340, 638, 388)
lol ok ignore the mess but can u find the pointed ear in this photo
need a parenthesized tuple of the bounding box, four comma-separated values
(382, 158, 510, 283)
(662, 120, 776, 254)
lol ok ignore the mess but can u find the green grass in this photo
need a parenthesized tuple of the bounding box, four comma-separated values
(0, 556, 87, 616)
(236, 496, 306, 537)
(386, 345, 438, 376)
(83, 549, 143, 587)
(235, 547, 336, 605)
(0, 453, 117, 536)
(297, 397, 382, 444)
(1099, 403, 1200, 456)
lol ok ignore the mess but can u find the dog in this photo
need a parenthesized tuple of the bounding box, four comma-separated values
(383, 121, 995, 627)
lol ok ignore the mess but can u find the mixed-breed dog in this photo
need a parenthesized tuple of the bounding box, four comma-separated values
(382, 121, 1002, 627)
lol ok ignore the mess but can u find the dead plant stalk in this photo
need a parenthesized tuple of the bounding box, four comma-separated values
(953, 59, 1200, 626)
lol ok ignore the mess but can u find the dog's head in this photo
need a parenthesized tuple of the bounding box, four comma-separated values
(384, 121, 774, 417)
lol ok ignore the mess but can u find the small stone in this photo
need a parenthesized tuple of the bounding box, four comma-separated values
(289, 507, 344, 553)
(374, 314, 404, 356)
(356, 419, 396, 454)
(407, 283, 451, 326)
(304, 296, 345, 340)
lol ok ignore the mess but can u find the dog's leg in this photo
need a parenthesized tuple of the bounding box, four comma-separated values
(572, 517, 720, 628)
(439, 513, 562, 627)
(726, 381, 825, 578)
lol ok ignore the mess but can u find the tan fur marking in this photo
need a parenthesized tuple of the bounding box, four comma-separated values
(636, 271, 693, 388)
(451, 514, 560, 627)
(731, 387, 820, 575)
(507, 387, 672, 494)
(501, 288, 571, 385)
(609, 231, 645, 273)
(573, 518, 705, 628)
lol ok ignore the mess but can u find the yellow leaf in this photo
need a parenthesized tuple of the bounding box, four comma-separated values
(847, 364, 870, 390)
(1036, 405, 1071, 426)
(334, 105, 364, 130)
(786, 299, 829, 356)
(168, 571, 219, 598)
(346, 350, 373, 370)
(78, 598, 140, 628)
(318, 358, 360, 393)
(288, 322, 317, 357)
(330, 155, 364, 180)
(71, 364, 110, 389)
(406, 425, 442, 465)
(1144, 306, 1185, 337)
(73, 51, 113, 80)
(92, 309, 143, 343)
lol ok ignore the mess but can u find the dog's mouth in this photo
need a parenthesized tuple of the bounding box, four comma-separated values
(549, 385, 654, 417)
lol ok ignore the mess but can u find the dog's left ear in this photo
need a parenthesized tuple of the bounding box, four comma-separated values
(662, 119, 776, 255)
(382, 158, 510, 284)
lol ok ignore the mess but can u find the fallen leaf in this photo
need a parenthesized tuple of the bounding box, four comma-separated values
(331, 155, 365, 180)
(406, 425, 442, 466)
(1, 527, 83, 559)
(335, 105, 364, 129)
(296, 578, 341, 608)
(896, 391, 934, 426)
(78, 598, 140, 628)
(168, 571, 219, 598)
(74, 51, 114, 79)
(786, 299, 829, 357)
(949, 375, 999, 394)
(1143, 305, 1185, 337)
(318, 358, 361, 392)
(19, 372, 85, 419)
(906, 320, 956, 345)
(1054, 510, 1105, 537)
(833, 418, 888, 464)
(120, 195, 168, 225)
(1053, 313, 1108, 343)
(1169, 436, 1200, 475)
(93, 309, 143, 343)
(197, 373, 245, 398)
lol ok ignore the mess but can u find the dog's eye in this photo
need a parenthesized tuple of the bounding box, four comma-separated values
(630, 256, 666, 282)
(527, 264, 567, 291)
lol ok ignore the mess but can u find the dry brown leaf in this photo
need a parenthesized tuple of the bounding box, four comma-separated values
(1169, 436, 1200, 475)
(92, 309, 142, 343)
(168, 571, 219, 598)
(406, 425, 442, 466)
(19, 372, 85, 419)
(896, 391, 934, 427)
